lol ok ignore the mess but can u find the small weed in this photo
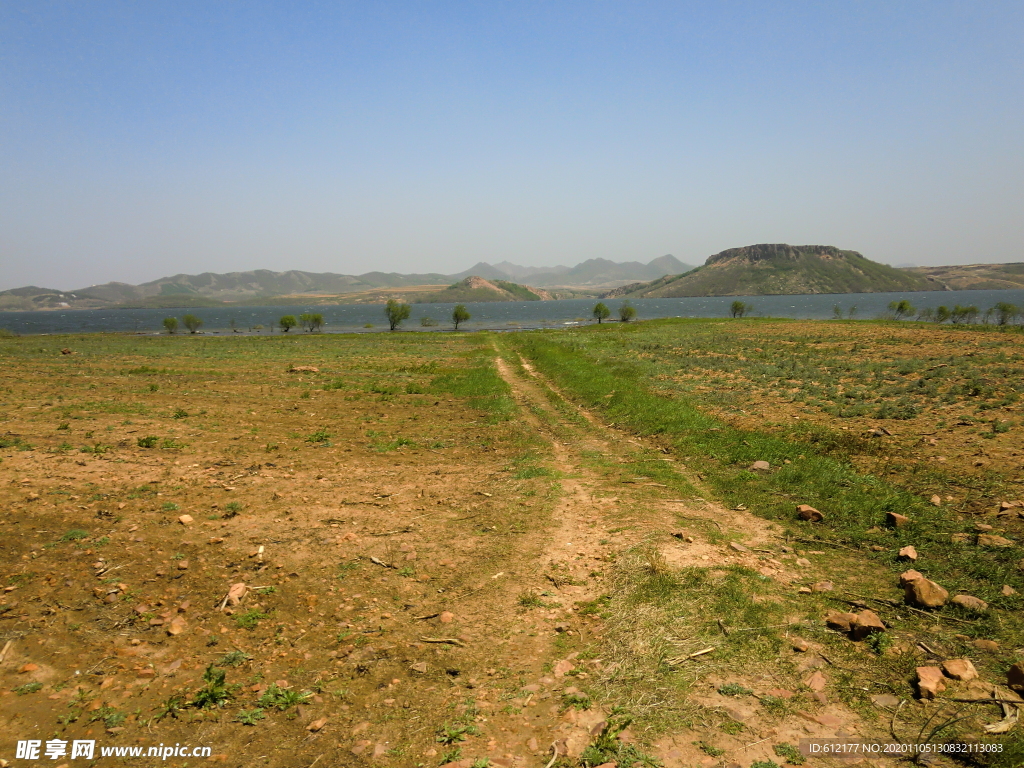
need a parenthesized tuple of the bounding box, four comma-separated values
(517, 591, 545, 608)
(562, 692, 591, 710)
(235, 708, 266, 725)
(57, 422, 70, 431)
(219, 650, 252, 667)
(436, 722, 479, 745)
(696, 741, 725, 757)
(60, 529, 89, 542)
(161, 501, 180, 511)
(751, 762, 782, 768)
(191, 665, 233, 709)
(774, 742, 806, 765)
(258, 683, 312, 710)
(224, 501, 243, 516)
(866, 632, 893, 655)
(137, 435, 159, 448)
(154, 694, 186, 721)
(14, 682, 43, 695)
(89, 706, 126, 728)
(397, 566, 415, 577)
(440, 747, 462, 764)
(172, 408, 188, 419)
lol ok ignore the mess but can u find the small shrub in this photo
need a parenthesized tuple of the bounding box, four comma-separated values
(137, 435, 159, 448)
(436, 722, 479, 745)
(60, 529, 89, 542)
(307, 427, 331, 444)
(14, 682, 43, 695)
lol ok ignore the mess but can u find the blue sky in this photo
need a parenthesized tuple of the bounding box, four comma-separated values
(1, 1, 1022, 290)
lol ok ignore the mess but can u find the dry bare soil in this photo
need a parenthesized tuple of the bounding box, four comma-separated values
(2, 320, 1023, 768)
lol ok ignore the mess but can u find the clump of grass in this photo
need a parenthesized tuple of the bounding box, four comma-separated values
(562, 692, 591, 710)
(717, 682, 753, 697)
(774, 742, 805, 765)
(219, 650, 252, 667)
(60, 529, 89, 542)
(235, 609, 268, 630)
(258, 684, 311, 710)
(136, 435, 159, 448)
(306, 426, 331, 444)
(14, 682, 43, 695)
(517, 591, 544, 608)
(172, 408, 189, 419)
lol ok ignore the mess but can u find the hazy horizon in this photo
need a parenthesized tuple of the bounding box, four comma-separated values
(3, 2, 1022, 291)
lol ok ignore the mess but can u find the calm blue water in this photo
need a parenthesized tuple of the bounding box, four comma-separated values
(1, 289, 1023, 336)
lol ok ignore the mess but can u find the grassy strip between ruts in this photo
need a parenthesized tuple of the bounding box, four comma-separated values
(510, 324, 1024, 762)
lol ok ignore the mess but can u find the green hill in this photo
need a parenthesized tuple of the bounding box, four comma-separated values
(605, 244, 938, 298)
(411, 276, 551, 303)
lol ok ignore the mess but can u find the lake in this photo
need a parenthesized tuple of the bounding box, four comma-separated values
(1, 289, 1023, 336)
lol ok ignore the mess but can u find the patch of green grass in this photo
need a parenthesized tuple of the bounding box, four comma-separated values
(14, 682, 43, 695)
(235, 609, 269, 630)
(258, 683, 311, 710)
(136, 435, 159, 448)
(435, 722, 479, 745)
(717, 683, 753, 697)
(60, 529, 89, 542)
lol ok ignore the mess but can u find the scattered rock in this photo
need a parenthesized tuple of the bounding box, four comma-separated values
(410, 662, 428, 674)
(60, 348, 73, 355)
(306, 718, 327, 732)
(803, 671, 827, 692)
(796, 504, 823, 522)
(951, 533, 972, 544)
(972, 639, 1000, 652)
(900, 570, 948, 608)
(554, 659, 576, 677)
(177, 515, 194, 525)
(898, 545, 918, 561)
(176, 560, 189, 571)
(729, 542, 750, 553)
(951, 594, 988, 613)
(886, 512, 912, 528)
(1008, 663, 1024, 692)
(225, 583, 247, 607)
(850, 610, 886, 641)
(749, 461, 770, 472)
(811, 581, 834, 592)
(1002, 584, 1017, 596)
(916, 666, 947, 699)
(350, 740, 371, 756)
(166, 616, 187, 636)
(288, 366, 320, 373)
(977, 534, 1014, 548)
(790, 638, 809, 652)
(942, 658, 978, 682)
(18, 663, 39, 674)
(930, 495, 942, 506)
(439, 611, 454, 624)
(795, 557, 811, 567)
(765, 688, 795, 699)
(976, 524, 994, 532)
(825, 612, 857, 633)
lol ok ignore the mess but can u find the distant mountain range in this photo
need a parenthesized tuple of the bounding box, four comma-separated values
(603, 244, 941, 298)
(0, 255, 691, 310)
